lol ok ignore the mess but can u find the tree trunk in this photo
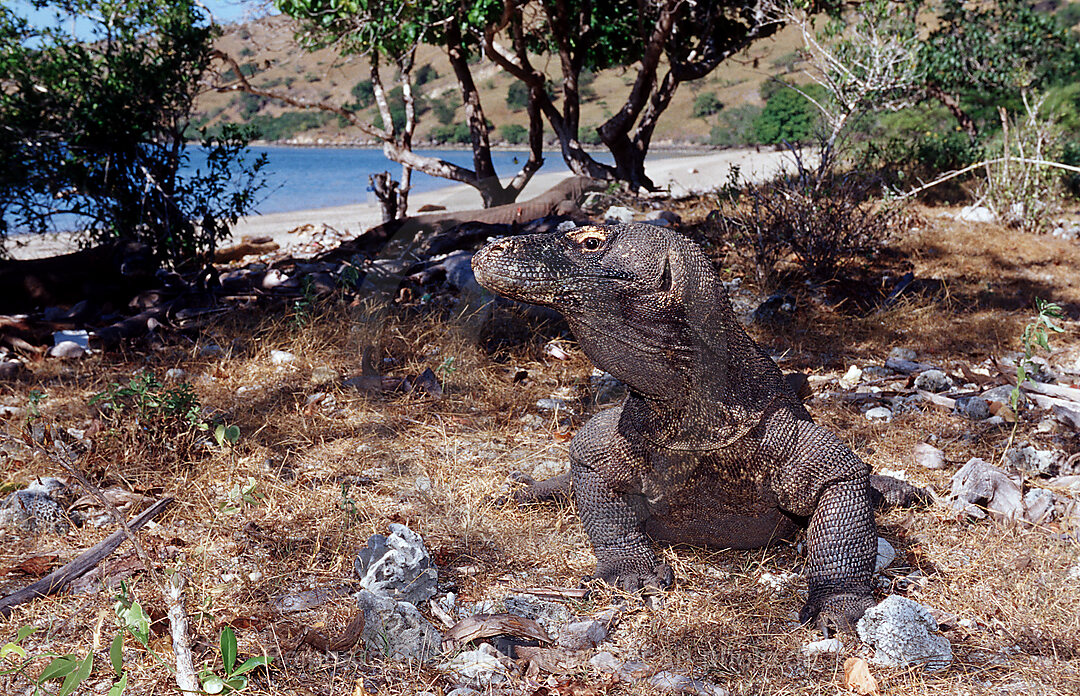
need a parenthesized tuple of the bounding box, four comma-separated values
(926, 83, 978, 140)
(369, 171, 401, 224)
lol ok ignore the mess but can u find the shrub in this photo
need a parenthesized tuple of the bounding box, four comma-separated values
(693, 92, 722, 118)
(709, 104, 763, 147)
(580, 124, 603, 145)
(351, 79, 374, 108)
(432, 95, 459, 125)
(506, 81, 529, 111)
(710, 166, 897, 288)
(430, 122, 471, 144)
(415, 63, 437, 85)
(500, 123, 528, 144)
(753, 85, 826, 144)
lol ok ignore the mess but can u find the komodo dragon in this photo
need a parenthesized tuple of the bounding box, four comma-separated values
(471, 222, 926, 632)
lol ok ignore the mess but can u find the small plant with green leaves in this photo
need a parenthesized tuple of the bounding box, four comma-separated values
(1011, 298, 1066, 409)
(219, 476, 264, 515)
(26, 389, 46, 425)
(199, 627, 271, 694)
(291, 277, 319, 328)
(1, 626, 95, 696)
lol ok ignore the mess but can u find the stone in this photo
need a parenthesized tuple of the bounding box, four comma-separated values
(270, 350, 297, 365)
(603, 205, 636, 224)
(502, 595, 572, 639)
(354, 524, 438, 605)
(590, 370, 627, 406)
(955, 396, 990, 420)
(957, 205, 995, 223)
(165, 368, 188, 382)
(949, 458, 1023, 522)
(589, 651, 622, 673)
(49, 341, 85, 359)
(1005, 445, 1065, 477)
(0, 360, 23, 380)
(875, 538, 897, 572)
(865, 407, 892, 423)
(914, 442, 946, 470)
(537, 397, 572, 413)
(648, 670, 729, 696)
(262, 269, 290, 289)
(839, 365, 863, 390)
(1023, 489, 1056, 525)
(982, 384, 1026, 407)
(888, 347, 917, 362)
(914, 369, 951, 393)
(751, 292, 796, 325)
(861, 365, 892, 379)
(439, 643, 509, 687)
(198, 343, 223, 358)
(413, 368, 444, 398)
(558, 619, 606, 651)
(0, 478, 75, 534)
(356, 589, 442, 663)
(801, 638, 844, 657)
(857, 595, 952, 671)
(311, 366, 341, 385)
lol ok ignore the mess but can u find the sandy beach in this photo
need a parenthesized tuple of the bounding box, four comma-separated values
(8, 147, 799, 260)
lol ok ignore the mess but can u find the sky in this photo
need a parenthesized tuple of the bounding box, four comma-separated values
(11, 1, 275, 36)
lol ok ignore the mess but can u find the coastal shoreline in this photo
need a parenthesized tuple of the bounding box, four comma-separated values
(7, 147, 799, 261)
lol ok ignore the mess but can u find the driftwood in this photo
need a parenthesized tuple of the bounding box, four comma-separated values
(325, 176, 605, 261)
(0, 497, 174, 618)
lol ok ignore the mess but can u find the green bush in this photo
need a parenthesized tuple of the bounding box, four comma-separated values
(242, 110, 333, 141)
(430, 122, 471, 144)
(693, 92, 723, 118)
(709, 104, 763, 147)
(752, 85, 826, 145)
(580, 124, 603, 145)
(499, 123, 528, 144)
(506, 81, 529, 111)
(350, 79, 374, 108)
(432, 96, 459, 125)
(415, 63, 437, 85)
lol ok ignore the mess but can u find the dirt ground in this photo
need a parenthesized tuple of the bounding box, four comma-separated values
(2, 200, 1080, 696)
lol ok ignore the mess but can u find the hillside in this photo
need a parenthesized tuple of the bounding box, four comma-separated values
(194, 14, 805, 147)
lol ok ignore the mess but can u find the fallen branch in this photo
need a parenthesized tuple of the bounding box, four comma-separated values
(167, 573, 199, 695)
(898, 156, 1080, 200)
(0, 497, 174, 618)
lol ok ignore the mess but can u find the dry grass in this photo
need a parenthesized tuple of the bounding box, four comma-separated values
(2, 207, 1080, 695)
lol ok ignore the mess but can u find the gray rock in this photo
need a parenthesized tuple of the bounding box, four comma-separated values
(0, 360, 22, 380)
(875, 538, 897, 572)
(857, 596, 952, 671)
(751, 292, 796, 325)
(1023, 489, 1056, 525)
(955, 396, 991, 420)
(558, 619, 606, 651)
(536, 397, 572, 413)
(589, 651, 622, 673)
(649, 670, 729, 696)
(49, 341, 85, 359)
(270, 350, 297, 365)
(914, 369, 952, 393)
(865, 406, 893, 423)
(439, 643, 509, 687)
(0, 478, 76, 534)
(888, 347, 918, 362)
(862, 365, 893, 380)
(801, 638, 844, 657)
(891, 393, 926, 414)
(914, 442, 946, 470)
(982, 384, 1026, 407)
(355, 524, 438, 605)
(356, 589, 441, 663)
(502, 594, 572, 639)
(198, 343, 223, 358)
(603, 205, 636, 224)
(441, 251, 482, 294)
(165, 368, 188, 382)
(949, 457, 1023, 522)
(1005, 445, 1065, 476)
(311, 366, 341, 385)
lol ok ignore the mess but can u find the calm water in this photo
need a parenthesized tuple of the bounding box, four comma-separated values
(12, 146, 613, 233)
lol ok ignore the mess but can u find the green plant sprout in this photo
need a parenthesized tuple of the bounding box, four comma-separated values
(199, 627, 272, 694)
(1012, 297, 1066, 409)
(1, 626, 95, 696)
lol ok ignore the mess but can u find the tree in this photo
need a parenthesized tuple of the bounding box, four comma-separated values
(753, 85, 826, 144)
(0, 0, 265, 266)
(693, 93, 723, 118)
(254, 0, 544, 211)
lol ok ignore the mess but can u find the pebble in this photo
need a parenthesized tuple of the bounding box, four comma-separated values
(914, 369, 951, 393)
(888, 347, 917, 362)
(801, 638, 844, 657)
(604, 205, 636, 224)
(537, 397, 572, 413)
(165, 368, 187, 382)
(558, 619, 606, 651)
(857, 596, 952, 671)
(955, 395, 990, 420)
(914, 442, 946, 470)
(270, 350, 297, 365)
(0, 360, 22, 380)
(310, 366, 341, 385)
(865, 406, 893, 422)
(839, 365, 863, 389)
(957, 205, 995, 223)
(876, 538, 897, 572)
(49, 341, 86, 359)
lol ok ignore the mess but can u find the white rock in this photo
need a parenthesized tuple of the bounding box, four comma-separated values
(801, 638, 844, 657)
(49, 341, 86, 359)
(914, 442, 946, 470)
(354, 523, 437, 605)
(648, 670, 728, 696)
(865, 406, 893, 422)
(262, 269, 290, 289)
(949, 457, 1023, 522)
(357, 589, 442, 663)
(857, 595, 952, 671)
(839, 365, 863, 389)
(439, 643, 508, 687)
(558, 619, 606, 650)
(914, 369, 952, 393)
(270, 350, 297, 365)
(604, 206, 636, 224)
(957, 205, 995, 223)
(165, 368, 187, 382)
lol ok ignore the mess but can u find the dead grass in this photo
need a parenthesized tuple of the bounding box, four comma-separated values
(2, 206, 1080, 695)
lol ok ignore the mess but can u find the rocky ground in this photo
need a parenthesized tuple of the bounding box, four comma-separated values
(1, 194, 1080, 696)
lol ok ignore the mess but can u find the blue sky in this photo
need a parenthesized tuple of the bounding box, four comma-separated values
(12, 1, 273, 35)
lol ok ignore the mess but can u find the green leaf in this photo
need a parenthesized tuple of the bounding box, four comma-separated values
(120, 601, 150, 646)
(37, 655, 78, 683)
(224, 675, 249, 691)
(230, 655, 271, 677)
(110, 631, 124, 676)
(57, 652, 93, 696)
(15, 626, 37, 642)
(0, 643, 27, 661)
(224, 425, 240, 444)
(108, 672, 129, 696)
(221, 627, 237, 674)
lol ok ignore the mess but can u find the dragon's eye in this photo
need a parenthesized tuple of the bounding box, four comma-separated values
(568, 225, 608, 252)
(582, 236, 602, 251)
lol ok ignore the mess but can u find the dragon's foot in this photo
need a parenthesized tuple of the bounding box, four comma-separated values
(591, 553, 674, 593)
(870, 474, 932, 509)
(800, 592, 876, 636)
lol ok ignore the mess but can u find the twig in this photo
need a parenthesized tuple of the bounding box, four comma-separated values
(899, 156, 1080, 199)
(167, 573, 199, 694)
(0, 497, 174, 618)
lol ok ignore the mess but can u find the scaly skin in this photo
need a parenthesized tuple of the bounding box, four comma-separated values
(472, 223, 925, 632)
